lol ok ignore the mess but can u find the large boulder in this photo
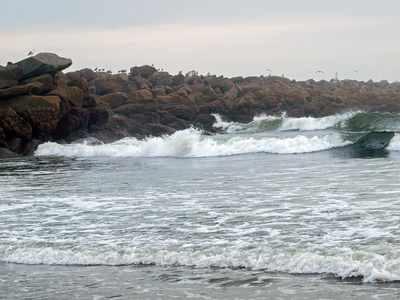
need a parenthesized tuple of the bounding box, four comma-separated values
(0, 108, 32, 141)
(190, 114, 217, 132)
(88, 76, 127, 96)
(130, 65, 157, 78)
(0, 73, 53, 99)
(0, 64, 22, 89)
(148, 71, 172, 87)
(52, 107, 89, 139)
(14, 52, 72, 80)
(204, 76, 234, 93)
(0, 94, 65, 133)
(65, 86, 83, 108)
(0, 147, 20, 158)
(100, 92, 128, 109)
(68, 77, 89, 92)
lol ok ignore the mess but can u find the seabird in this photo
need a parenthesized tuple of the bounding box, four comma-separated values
(315, 70, 324, 74)
(27, 49, 35, 56)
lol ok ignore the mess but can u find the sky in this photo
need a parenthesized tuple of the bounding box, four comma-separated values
(1, 0, 399, 82)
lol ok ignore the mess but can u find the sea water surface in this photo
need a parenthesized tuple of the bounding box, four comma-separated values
(1, 112, 400, 299)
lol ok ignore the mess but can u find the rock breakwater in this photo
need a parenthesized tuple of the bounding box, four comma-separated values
(1, 53, 400, 157)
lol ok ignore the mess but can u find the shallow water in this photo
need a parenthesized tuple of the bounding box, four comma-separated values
(1, 112, 400, 299)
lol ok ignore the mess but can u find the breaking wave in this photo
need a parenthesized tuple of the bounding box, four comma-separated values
(35, 128, 350, 158)
(1, 244, 399, 283)
(34, 112, 400, 158)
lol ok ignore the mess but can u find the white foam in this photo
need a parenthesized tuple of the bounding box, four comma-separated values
(213, 112, 357, 133)
(35, 129, 350, 158)
(387, 133, 400, 151)
(2, 245, 399, 283)
(279, 112, 356, 131)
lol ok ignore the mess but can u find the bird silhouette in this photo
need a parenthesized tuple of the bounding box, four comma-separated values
(27, 49, 35, 56)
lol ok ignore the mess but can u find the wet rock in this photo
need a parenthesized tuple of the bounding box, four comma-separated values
(52, 107, 89, 139)
(191, 114, 217, 132)
(0, 147, 20, 158)
(147, 124, 176, 136)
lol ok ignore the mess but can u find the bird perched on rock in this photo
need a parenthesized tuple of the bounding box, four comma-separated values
(27, 49, 35, 56)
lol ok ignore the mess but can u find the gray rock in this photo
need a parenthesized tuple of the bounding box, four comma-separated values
(0, 64, 22, 89)
(15, 52, 72, 80)
(0, 147, 20, 158)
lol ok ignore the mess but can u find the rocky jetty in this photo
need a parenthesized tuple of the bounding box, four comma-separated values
(0, 53, 109, 157)
(1, 53, 400, 157)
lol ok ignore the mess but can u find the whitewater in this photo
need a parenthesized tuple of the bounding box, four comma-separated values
(34, 112, 400, 158)
(1, 112, 400, 299)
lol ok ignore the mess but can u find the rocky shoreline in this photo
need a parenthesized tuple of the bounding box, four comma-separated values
(1, 52, 400, 158)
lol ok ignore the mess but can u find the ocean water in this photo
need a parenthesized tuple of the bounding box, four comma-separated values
(1, 112, 400, 299)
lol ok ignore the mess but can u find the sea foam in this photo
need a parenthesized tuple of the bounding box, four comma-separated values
(212, 112, 357, 133)
(35, 128, 349, 158)
(1, 245, 399, 283)
(387, 133, 400, 151)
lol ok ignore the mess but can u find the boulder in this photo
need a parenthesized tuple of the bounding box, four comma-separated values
(204, 76, 234, 93)
(130, 65, 157, 78)
(90, 115, 149, 143)
(191, 114, 217, 132)
(0, 127, 6, 147)
(125, 97, 157, 112)
(82, 94, 97, 108)
(0, 108, 32, 141)
(87, 106, 110, 126)
(52, 107, 89, 139)
(0, 95, 64, 133)
(65, 86, 83, 108)
(8, 138, 23, 153)
(147, 124, 176, 136)
(15, 52, 72, 80)
(54, 71, 70, 87)
(0, 64, 22, 89)
(171, 73, 185, 86)
(131, 76, 153, 89)
(114, 104, 148, 118)
(88, 77, 125, 96)
(106, 114, 149, 138)
(148, 71, 172, 87)
(68, 77, 89, 92)
(0, 73, 53, 99)
(100, 92, 128, 109)
(122, 81, 138, 93)
(127, 89, 154, 101)
(0, 147, 20, 158)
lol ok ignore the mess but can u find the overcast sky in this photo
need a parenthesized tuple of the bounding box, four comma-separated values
(1, 0, 399, 82)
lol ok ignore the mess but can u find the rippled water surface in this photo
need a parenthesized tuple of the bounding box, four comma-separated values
(1, 151, 400, 299)
(1, 112, 400, 299)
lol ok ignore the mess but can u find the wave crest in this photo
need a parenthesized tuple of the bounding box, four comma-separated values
(35, 128, 349, 158)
